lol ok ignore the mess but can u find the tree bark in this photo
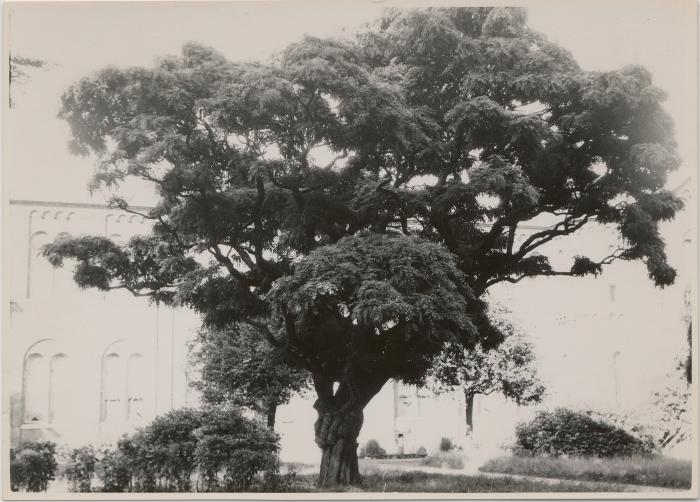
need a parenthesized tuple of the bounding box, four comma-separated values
(465, 391, 475, 436)
(266, 401, 277, 431)
(315, 401, 364, 487)
(313, 375, 387, 488)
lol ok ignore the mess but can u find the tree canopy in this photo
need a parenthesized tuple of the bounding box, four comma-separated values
(44, 6, 684, 486)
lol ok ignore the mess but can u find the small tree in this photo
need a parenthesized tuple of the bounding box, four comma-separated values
(430, 305, 544, 435)
(190, 324, 310, 430)
(9, 441, 58, 492)
(64, 446, 98, 492)
(8, 54, 46, 108)
(595, 363, 692, 452)
(98, 443, 133, 492)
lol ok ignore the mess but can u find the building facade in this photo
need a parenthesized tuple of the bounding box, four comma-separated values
(5, 200, 200, 448)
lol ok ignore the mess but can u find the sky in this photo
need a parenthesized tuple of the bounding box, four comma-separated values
(4, 0, 697, 207)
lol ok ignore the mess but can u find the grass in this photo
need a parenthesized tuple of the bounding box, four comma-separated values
(280, 470, 630, 493)
(479, 454, 692, 489)
(420, 451, 465, 469)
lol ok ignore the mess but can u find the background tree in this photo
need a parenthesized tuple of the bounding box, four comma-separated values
(429, 305, 545, 435)
(8, 55, 47, 108)
(45, 6, 683, 487)
(190, 323, 310, 430)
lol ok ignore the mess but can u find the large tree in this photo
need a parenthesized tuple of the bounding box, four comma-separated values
(45, 7, 683, 487)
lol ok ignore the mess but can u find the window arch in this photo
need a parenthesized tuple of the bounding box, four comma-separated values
(22, 340, 69, 424)
(24, 353, 47, 422)
(101, 340, 151, 425)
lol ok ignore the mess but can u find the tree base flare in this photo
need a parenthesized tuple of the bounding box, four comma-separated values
(318, 438, 361, 487)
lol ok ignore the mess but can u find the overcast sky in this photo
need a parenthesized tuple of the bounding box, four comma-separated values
(4, 0, 697, 206)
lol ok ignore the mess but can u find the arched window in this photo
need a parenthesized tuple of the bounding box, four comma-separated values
(28, 231, 52, 299)
(127, 354, 146, 422)
(49, 354, 70, 423)
(23, 340, 69, 424)
(102, 353, 125, 423)
(24, 353, 47, 422)
(101, 340, 153, 427)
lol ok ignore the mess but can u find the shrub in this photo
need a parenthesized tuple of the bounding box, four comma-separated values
(143, 408, 204, 491)
(9, 441, 58, 492)
(416, 446, 427, 456)
(362, 439, 386, 458)
(194, 407, 280, 492)
(98, 444, 132, 492)
(64, 446, 97, 492)
(95, 406, 281, 493)
(439, 437, 453, 452)
(512, 408, 653, 458)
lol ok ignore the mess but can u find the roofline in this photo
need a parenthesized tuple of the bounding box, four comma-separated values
(9, 199, 556, 231)
(8, 199, 154, 212)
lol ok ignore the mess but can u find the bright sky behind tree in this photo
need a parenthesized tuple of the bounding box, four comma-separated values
(5, 0, 696, 206)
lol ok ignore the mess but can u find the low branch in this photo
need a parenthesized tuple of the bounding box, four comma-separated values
(240, 317, 282, 348)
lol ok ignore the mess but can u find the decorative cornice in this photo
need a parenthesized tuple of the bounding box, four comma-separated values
(9, 199, 154, 212)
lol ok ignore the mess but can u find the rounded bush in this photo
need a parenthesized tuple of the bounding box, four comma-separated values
(512, 408, 653, 458)
(362, 439, 386, 458)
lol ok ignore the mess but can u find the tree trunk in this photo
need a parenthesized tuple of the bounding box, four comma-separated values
(266, 401, 277, 431)
(312, 375, 387, 488)
(465, 391, 475, 436)
(315, 404, 364, 487)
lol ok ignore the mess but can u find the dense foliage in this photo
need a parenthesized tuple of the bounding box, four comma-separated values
(193, 406, 280, 491)
(44, 6, 683, 486)
(64, 446, 98, 492)
(512, 408, 653, 458)
(9, 441, 58, 492)
(96, 407, 280, 492)
(190, 324, 310, 429)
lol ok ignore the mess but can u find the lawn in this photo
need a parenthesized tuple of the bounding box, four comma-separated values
(479, 454, 693, 489)
(281, 470, 631, 493)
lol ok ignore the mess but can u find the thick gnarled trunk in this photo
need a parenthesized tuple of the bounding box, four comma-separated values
(312, 374, 387, 488)
(315, 406, 363, 486)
